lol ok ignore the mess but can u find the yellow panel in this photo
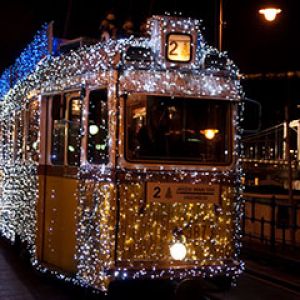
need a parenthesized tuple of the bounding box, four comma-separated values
(42, 176, 77, 273)
(36, 175, 46, 261)
(117, 183, 234, 265)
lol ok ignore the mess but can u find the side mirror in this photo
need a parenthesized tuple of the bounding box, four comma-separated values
(241, 97, 262, 134)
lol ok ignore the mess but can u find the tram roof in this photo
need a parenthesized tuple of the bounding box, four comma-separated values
(0, 15, 240, 102)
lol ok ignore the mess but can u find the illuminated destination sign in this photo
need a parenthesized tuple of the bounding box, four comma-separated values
(166, 34, 192, 62)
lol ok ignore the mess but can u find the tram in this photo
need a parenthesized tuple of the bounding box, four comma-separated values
(0, 15, 243, 291)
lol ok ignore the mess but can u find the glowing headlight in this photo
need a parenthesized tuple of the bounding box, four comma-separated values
(170, 242, 187, 260)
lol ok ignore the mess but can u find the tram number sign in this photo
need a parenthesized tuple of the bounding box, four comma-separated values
(166, 34, 192, 62)
(147, 183, 220, 204)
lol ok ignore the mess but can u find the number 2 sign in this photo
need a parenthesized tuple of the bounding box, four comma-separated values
(166, 34, 192, 62)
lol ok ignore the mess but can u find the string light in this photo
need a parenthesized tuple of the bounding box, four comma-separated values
(0, 15, 244, 292)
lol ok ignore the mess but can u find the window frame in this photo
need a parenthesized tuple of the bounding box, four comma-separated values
(25, 98, 40, 162)
(49, 90, 82, 167)
(123, 93, 233, 166)
(85, 88, 109, 165)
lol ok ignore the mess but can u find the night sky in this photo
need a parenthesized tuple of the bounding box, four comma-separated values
(0, 0, 298, 73)
(0, 0, 299, 128)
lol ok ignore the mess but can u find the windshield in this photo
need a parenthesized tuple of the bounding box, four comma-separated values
(125, 94, 232, 164)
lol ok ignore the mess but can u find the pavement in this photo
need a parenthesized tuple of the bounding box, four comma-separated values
(0, 239, 101, 300)
(241, 240, 300, 293)
(0, 237, 300, 300)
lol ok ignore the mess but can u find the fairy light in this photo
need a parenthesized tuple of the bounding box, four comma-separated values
(0, 15, 244, 292)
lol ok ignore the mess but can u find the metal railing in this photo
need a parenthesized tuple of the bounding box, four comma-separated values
(242, 193, 300, 250)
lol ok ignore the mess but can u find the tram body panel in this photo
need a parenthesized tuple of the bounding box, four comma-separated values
(78, 181, 116, 277)
(36, 174, 45, 261)
(116, 181, 235, 266)
(42, 173, 77, 272)
(38, 90, 82, 272)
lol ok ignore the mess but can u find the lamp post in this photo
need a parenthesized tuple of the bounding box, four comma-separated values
(257, 3, 295, 246)
(218, 0, 224, 51)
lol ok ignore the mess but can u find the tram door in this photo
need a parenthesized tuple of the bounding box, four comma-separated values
(41, 91, 81, 273)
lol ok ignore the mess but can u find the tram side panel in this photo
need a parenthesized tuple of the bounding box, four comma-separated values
(76, 86, 117, 287)
(37, 92, 81, 273)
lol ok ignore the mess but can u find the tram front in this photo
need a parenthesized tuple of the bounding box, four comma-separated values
(113, 15, 243, 286)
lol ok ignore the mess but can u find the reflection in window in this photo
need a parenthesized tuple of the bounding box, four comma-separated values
(26, 99, 40, 162)
(68, 98, 82, 166)
(87, 89, 108, 164)
(125, 94, 231, 164)
(51, 94, 66, 165)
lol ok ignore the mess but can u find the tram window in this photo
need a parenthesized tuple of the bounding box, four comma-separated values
(51, 94, 66, 165)
(67, 98, 82, 166)
(87, 89, 108, 164)
(125, 94, 231, 164)
(26, 100, 40, 162)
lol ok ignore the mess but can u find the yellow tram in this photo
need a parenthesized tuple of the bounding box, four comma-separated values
(0, 15, 243, 290)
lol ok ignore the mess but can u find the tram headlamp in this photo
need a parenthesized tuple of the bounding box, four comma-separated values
(200, 129, 219, 140)
(170, 242, 187, 261)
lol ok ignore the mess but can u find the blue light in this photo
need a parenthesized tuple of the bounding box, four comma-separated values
(0, 24, 49, 100)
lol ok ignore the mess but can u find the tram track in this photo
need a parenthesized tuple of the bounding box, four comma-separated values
(244, 266, 300, 296)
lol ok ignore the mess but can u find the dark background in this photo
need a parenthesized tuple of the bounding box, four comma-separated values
(0, 0, 298, 128)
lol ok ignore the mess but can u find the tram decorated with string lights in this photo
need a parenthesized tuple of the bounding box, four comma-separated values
(0, 15, 243, 291)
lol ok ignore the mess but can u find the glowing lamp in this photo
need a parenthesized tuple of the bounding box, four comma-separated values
(96, 144, 106, 151)
(167, 34, 191, 62)
(32, 141, 39, 150)
(89, 125, 99, 135)
(68, 145, 75, 152)
(200, 129, 219, 140)
(170, 242, 187, 260)
(259, 8, 281, 22)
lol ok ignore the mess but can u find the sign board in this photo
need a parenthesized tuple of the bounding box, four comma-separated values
(146, 182, 220, 204)
(166, 34, 191, 62)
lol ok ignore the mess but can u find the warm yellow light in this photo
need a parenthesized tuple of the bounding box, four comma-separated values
(259, 8, 281, 22)
(200, 129, 219, 140)
(170, 242, 187, 260)
(167, 34, 191, 62)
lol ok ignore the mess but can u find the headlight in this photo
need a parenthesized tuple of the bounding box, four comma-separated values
(170, 242, 187, 260)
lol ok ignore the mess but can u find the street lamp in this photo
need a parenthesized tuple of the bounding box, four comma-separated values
(259, 7, 282, 22)
(218, 1, 282, 50)
(258, 2, 295, 246)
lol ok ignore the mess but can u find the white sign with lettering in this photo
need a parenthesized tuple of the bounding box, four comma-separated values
(146, 182, 220, 204)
